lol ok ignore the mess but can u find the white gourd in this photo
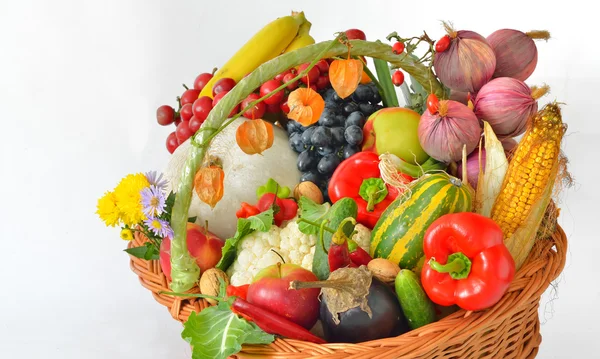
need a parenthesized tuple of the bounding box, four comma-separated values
(164, 117, 301, 239)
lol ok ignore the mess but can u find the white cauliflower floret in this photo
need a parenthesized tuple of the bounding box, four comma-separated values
(352, 223, 371, 253)
(227, 218, 317, 286)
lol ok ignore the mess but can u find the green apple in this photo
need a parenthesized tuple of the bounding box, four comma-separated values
(362, 107, 429, 165)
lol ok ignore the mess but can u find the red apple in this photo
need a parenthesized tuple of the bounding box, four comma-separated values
(159, 223, 224, 281)
(247, 263, 320, 330)
(345, 28, 366, 41)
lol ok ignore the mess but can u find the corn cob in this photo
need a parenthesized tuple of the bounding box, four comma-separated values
(491, 103, 565, 269)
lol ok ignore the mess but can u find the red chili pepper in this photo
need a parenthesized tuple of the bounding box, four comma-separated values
(231, 297, 326, 344)
(420, 212, 515, 311)
(256, 193, 298, 226)
(347, 239, 372, 266)
(226, 284, 250, 301)
(236, 202, 261, 219)
(328, 234, 352, 272)
(329, 151, 411, 228)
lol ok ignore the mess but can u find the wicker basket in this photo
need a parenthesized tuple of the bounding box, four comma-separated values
(129, 225, 567, 359)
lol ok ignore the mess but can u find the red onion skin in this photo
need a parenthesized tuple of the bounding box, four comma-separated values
(458, 149, 486, 189)
(418, 100, 482, 163)
(434, 30, 496, 93)
(487, 29, 537, 81)
(474, 77, 537, 138)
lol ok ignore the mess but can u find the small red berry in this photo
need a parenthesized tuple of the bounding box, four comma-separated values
(166, 132, 179, 154)
(274, 70, 292, 82)
(392, 70, 405, 87)
(309, 84, 318, 92)
(280, 100, 290, 114)
(282, 73, 298, 91)
(175, 120, 193, 143)
(260, 79, 285, 105)
(192, 96, 213, 121)
(179, 103, 194, 122)
(315, 59, 330, 74)
(435, 35, 451, 53)
(316, 74, 330, 90)
(180, 89, 201, 106)
(212, 78, 236, 97)
(392, 42, 405, 54)
(426, 93, 440, 114)
(156, 105, 175, 126)
(241, 93, 266, 119)
(297, 63, 320, 86)
(212, 91, 240, 118)
(188, 115, 203, 132)
(193, 73, 213, 91)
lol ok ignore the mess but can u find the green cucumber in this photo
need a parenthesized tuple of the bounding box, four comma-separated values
(394, 269, 436, 330)
(312, 197, 358, 280)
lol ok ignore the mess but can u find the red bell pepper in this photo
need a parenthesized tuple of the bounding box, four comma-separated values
(328, 151, 412, 228)
(256, 193, 298, 226)
(421, 212, 515, 311)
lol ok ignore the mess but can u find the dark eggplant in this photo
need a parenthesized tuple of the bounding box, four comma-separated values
(319, 278, 409, 343)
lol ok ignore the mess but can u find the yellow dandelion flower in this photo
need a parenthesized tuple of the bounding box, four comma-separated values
(120, 228, 134, 241)
(114, 173, 150, 226)
(96, 191, 121, 227)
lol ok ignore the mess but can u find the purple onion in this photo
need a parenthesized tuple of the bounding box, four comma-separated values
(474, 77, 548, 138)
(458, 149, 486, 189)
(487, 29, 549, 81)
(434, 25, 496, 93)
(418, 100, 482, 163)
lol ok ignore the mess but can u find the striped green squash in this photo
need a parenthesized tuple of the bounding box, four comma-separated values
(370, 173, 473, 271)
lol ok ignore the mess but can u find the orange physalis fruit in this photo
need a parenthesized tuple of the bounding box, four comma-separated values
(286, 87, 325, 127)
(360, 68, 372, 84)
(194, 165, 225, 208)
(329, 58, 364, 99)
(235, 119, 274, 155)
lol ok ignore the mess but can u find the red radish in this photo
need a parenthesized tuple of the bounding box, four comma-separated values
(241, 93, 266, 119)
(179, 103, 193, 122)
(213, 91, 240, 117)
(194, 72, 214, 91)
(192, 96, 213, 121)
(260, 80, 285, 105)
(212, 78, 236, 96)
(180, 89, 201, 106)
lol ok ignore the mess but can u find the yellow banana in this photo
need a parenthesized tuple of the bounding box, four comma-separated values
(200, 12, 308, 98)
(283, 18, 315, 54)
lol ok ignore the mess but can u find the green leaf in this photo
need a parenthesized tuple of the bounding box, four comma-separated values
(298, 196, 330, 235)
(124, 243, 159, 261)
(183, 307, 274, 359)
(188, 216, 197, 223)
(216, 209, 274, 271)
(256, 178, 291, 199)
(373, 52, 399, 108)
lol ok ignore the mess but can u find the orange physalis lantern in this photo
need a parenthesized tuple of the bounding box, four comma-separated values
(235, 119, 274, 155)
(194, 164, 225, 208)
(286, 87, 325, 127)
(329, 58, 364, 99)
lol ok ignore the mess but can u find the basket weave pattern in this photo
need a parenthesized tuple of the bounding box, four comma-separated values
(129, 226, 567, 359)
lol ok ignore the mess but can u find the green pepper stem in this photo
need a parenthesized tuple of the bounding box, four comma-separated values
(359, 178, 388, 212)
(366, 191, 376, 212)
(428, 252, 472, 280)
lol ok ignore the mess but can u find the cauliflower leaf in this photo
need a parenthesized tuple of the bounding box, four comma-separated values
(298, 196, 330, 235)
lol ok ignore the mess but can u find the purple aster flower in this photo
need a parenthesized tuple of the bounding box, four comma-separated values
(144, 217, 174, 238)
(145, 171, 168, 192)
(140, 185, 166, 217)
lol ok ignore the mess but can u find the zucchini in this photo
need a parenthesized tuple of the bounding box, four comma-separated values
(312, 197, 358, 280)
(394, 269, 435, 330)
(370, 173, 472, 270)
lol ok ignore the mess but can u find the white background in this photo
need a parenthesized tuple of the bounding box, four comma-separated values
(1, 0, 598, 357)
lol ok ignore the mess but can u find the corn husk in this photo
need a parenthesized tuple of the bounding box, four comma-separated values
(475, 122, 508, 217)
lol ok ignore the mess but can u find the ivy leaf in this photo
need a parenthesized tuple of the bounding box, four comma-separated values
(216, 209, 274, 271)
(298, 196, 330, 235)
(183, 307, 274, 359)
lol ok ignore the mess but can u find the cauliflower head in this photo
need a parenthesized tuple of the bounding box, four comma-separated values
(226, 218, 372, 286)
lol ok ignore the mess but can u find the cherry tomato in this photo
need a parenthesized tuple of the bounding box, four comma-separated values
(188, 115, 203, 133)
(392, 70, 405, 87)
(435, 35, 451, 53)
(179, 103, 194, 122)
(180, 89, 201, 106)
(297, 63, 320, 86)
(166, 132, 179, 154)
(280, 100, 290, 114)
(212, 91, 240, 117)
(266, 102, 280, 113)
(241, 93, 266, 119)
(274, 69, 293, 82)
(282, 73, 298, 91)
(173, 114, 181, 127)
(427, 93, 440, 114)
(392, 42, 405, 54)
(345, 29, 366, 41)
(193, 72, 213, 91)
(212, 78, 236, 96)
(259, 79, 284, 105)
(309, 84, 318, 92)
(156, 105, 175, 126)
(175, 120, 193, 143)
(192, 96, 213, 121)
(316, 74, 330, 90)
(315, 59, 330, 74)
